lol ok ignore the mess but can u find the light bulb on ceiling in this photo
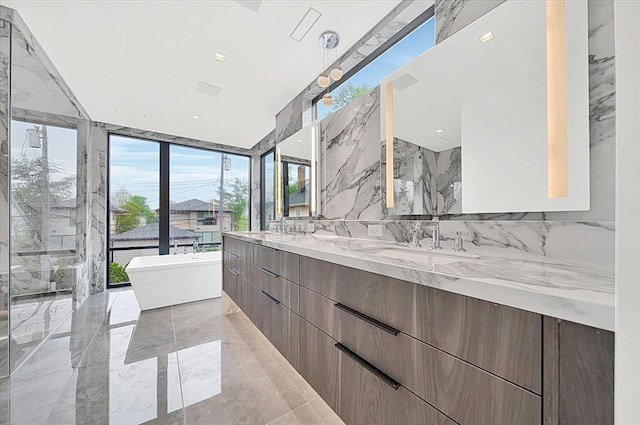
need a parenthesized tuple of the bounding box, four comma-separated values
(329, 67, 343, 81)
(317, 75, 330, 88)
(322, 93, 333, 106)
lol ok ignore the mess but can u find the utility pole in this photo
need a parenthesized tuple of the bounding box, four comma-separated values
(40, 125, 50, 250)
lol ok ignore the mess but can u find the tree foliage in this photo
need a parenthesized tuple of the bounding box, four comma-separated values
(224, 178, 249, 231)
(115, 195, 156, 234)
(329, 82, 373, 113)
(11, 155, 75, 248)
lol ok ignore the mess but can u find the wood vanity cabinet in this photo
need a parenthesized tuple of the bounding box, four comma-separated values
(222, 236, 614, 425)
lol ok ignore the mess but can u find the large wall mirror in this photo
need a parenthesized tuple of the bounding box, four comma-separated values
(276, 122, 319, 218)
(381, 0, 589, 215)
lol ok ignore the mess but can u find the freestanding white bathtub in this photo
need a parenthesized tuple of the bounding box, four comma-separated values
(126, 251, 222, 310)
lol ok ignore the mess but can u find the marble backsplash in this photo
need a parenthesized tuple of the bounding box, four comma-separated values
(303, 219, 615, 264)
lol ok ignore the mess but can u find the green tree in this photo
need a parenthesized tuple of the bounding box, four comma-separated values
(115, 195, 156, 233)
(224, 178, 249, 231)
(329, 82, 372, 113)
(11, 155, 75, 249)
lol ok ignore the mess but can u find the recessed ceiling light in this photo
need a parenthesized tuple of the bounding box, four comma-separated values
(214, 53, 226, 62)
(192, 115, 200, 120)
(436, 129, 443, 133)
(479, 32, 495, 43)
(296, 139, 302, 143)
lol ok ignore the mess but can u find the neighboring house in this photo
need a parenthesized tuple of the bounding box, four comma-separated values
(288, 189, 309, 217)
(50, 199, 76, 250)
(110, 222, 198, 266)
(163, 199, 234, 242)
(110, 206, 148, 234)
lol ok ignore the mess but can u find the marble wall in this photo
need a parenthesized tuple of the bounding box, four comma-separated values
(382, 139, 461, 216)
(435, 0, 505, 43)
(320, 87, 382, 220)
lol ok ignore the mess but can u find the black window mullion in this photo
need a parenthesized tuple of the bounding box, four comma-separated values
(159, 142, 170, 255)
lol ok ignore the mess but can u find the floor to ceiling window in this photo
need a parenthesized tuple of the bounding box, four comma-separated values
(108, 135, 250, 286)
(108, 136, 160, 285)
(169, 145, 249, 250)
(261, 150, 276, 229)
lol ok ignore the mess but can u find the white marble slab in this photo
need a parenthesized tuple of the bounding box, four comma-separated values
(225, 232, 614, 331)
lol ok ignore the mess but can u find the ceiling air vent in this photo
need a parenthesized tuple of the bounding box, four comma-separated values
(290, 8, 322, 42)
(393, 73, 419, 91)
(234, 1, 262, 13)
(196, 81, 222, 98)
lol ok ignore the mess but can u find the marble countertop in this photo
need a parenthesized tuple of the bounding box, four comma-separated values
(223, 231, 615, 331)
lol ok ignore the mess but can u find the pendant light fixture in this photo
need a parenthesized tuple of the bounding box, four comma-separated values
(318, 31, 343, 89)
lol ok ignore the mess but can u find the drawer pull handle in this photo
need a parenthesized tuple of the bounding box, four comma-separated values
(334, 303, 400, 336)
(335, 343, 400, 390)
(260, 290, 280, 305)
(228, 268, 240, 276)
(259, 266, 279, 279)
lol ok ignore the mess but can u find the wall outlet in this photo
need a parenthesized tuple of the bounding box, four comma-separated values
(368, 224, 383, 237)
(306, 223, 315, 233)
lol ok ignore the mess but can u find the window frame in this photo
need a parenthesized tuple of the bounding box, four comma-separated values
(107, 133, 251, 288)
(311, 6, 435, 117)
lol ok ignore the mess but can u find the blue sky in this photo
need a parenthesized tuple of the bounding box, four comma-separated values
(110, 136, 249, 210)
(317, 17, 435, 120)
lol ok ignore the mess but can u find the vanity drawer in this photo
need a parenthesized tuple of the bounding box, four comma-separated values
(224, 236, 248, 258)
(250, 243, 299, 283)
(299, 319, 341, 410)
(299, 256, 541, 393)
(249, 283, 299, 370)
(337, 343, 457, 425)
(224, 251, 247, 279)
(299, 286, 540, 425)
(250, 264, 299, 313)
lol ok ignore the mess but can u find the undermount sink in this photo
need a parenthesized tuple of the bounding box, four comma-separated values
(349, 245, 479, 265)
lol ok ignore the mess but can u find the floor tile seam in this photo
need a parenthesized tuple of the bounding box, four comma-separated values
(265, 402, 321, 425)
(72, 307, 111, 369)
(170, 307, 187, 424)
(9, 305, 80, 376)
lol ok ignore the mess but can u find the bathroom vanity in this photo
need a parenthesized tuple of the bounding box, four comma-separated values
(222, 232, 614, 425)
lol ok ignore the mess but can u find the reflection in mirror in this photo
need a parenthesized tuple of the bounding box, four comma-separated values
(382, 139, 461, 215)
(276, 122, 319, 218)
(381, 0, 589, 215)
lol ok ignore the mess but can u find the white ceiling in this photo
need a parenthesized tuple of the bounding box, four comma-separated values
(4, 0, 400, 149)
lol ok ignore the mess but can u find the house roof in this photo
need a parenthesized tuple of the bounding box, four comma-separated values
(289, 190, 309, 207)
(166, 199, 233, 213)
(111, 222, 198, 241)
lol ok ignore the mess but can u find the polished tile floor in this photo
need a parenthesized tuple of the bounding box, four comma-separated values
(0, 289, 344, 425)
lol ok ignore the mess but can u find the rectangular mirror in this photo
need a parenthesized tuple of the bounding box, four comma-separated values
(276, 122, 319, 218)
(380, 0, 589, 215)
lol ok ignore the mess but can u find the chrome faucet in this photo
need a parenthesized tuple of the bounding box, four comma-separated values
(409, 222, 421, 248)
(452, 231, 468, 252)
(429, 217, 442, 250)
(173, 239, 178, 255)
(193, 240, 199, 253)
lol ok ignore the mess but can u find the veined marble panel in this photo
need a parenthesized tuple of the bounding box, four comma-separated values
(320, 87, 383, 220)
(275, 96, 304, 144)
(1, 5, 89, 120)
(306, 218, 614, 264)
(435, 0, 505, 43)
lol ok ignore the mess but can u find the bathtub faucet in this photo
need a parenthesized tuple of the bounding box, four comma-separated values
(173, 240, 178, 255)
(193, 240, 199, 253)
